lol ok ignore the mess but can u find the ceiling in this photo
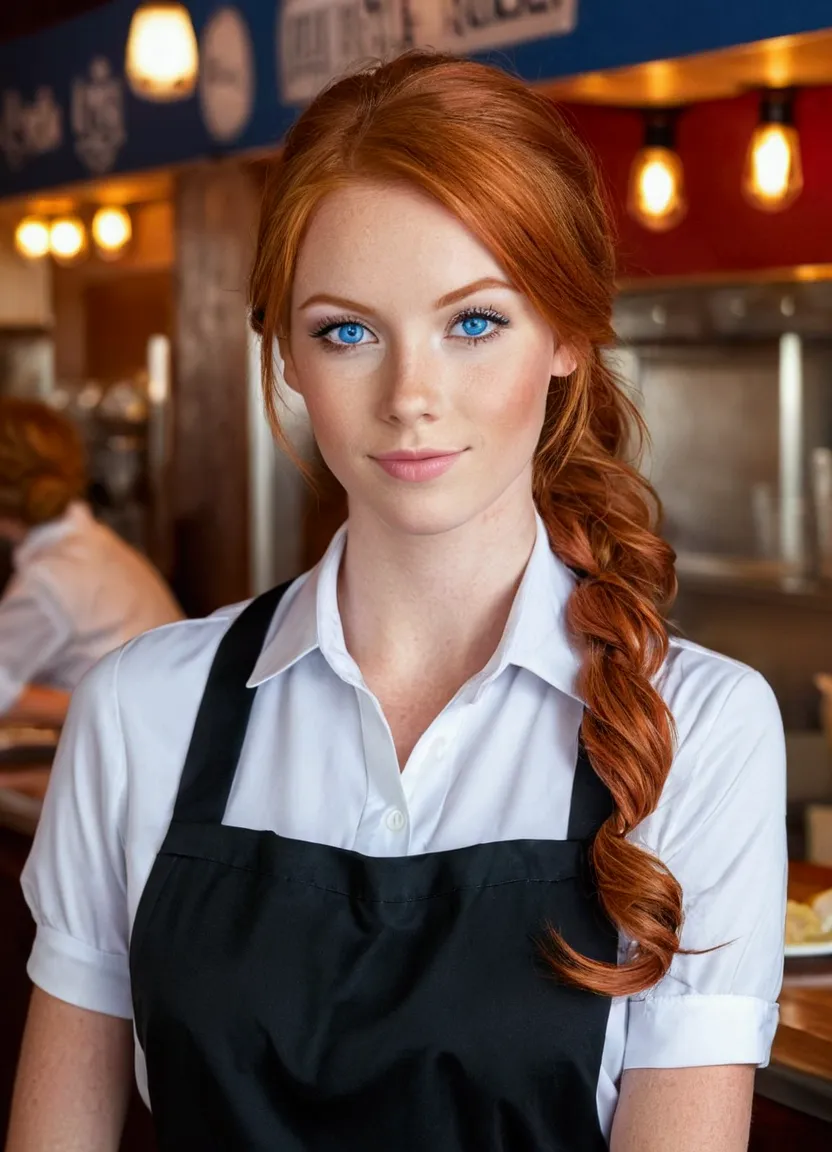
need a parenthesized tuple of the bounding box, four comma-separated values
(546, 29, 832, 107)
(5, 5, 831, 100)
(1, 25, 830, 219)
(0, 0, 107, 43)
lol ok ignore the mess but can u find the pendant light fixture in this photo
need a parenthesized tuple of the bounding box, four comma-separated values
(14, 217, 50, 260)
(49, 216, 88, 265)
(125, 2, 199, 102)
(92, 206, 133, 259)
(627, 111, 687, 233)
(743, 90, 803, 212)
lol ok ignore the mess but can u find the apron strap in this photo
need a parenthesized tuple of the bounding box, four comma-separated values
(566, 736, 614, 842)
(173, 581, 294, 825)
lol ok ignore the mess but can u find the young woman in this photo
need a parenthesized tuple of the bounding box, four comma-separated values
(9, 53, 785, 1151)
(0, 397, 181, 727)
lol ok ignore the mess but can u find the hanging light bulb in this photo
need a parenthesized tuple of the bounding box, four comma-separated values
(125, 2, 199, 102)
(14, 216, 50, 259)
(92, 206, 132, 258)
(743, 90, 803, 212)
(49, 216, 88, 265)
(627, 112, 687, 233)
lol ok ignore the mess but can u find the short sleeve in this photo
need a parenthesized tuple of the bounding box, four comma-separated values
(0, 573, 71, 712)
(624, 667, 787, 1071)
(20, 646, 133, 1018)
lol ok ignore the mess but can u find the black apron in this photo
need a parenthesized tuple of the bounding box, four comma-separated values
(130, 583, 618, 1151)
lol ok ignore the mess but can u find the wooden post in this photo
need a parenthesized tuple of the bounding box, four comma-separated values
(172, 160, 260, 616)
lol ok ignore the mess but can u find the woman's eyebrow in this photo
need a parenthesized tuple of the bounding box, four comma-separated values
(434, 277, 515, 309)
(298, 293, 369, 312)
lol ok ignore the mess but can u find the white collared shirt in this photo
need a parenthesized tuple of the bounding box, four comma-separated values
(21, 515, 787, 1139)
(0, 502, 182, 713)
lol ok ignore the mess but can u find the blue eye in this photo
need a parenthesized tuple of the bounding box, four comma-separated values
(336, 323, 366, 344)
(450, 309, 509, 342)
(460, 316, 490, 337)
(310, 318, 374, 348)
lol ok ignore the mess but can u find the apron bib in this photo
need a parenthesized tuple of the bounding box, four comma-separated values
(130, 584, 618, 1151)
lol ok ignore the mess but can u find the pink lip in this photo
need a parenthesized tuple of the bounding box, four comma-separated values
(372, 449, 465, 482)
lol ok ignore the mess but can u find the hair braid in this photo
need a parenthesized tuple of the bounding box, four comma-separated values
(535, 352, 682, 994)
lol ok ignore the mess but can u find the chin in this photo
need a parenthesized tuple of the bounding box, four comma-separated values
(367, 489, 502, 539)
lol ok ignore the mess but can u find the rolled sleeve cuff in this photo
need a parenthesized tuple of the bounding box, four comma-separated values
(624, 994, 780, 1070)
(27, 924, 133, 1020)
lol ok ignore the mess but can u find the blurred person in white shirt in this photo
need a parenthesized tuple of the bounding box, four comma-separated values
(0, 396, 182, 727)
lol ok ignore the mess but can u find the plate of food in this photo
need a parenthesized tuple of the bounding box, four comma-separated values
(785, 888, 832, 957)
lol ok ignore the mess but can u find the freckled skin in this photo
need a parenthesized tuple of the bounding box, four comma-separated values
(281, 181, 576, 540)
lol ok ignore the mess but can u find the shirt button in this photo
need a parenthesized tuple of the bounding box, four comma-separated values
(431, 737, 448, 760)
(385, 809, 407, 832)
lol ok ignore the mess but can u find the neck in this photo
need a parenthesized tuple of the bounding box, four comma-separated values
(338, 480, 538, 686)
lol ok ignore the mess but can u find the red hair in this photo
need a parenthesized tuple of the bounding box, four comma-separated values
(0, 397, 86, 527)
(249, 53, 681, 997)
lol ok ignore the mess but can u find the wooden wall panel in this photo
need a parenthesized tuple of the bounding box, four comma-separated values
(172, 162, 260, 616)
(52, 265, 86, 382)
(84, 271, 172, 382)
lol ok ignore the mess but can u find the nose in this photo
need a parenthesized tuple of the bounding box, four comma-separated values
(377, 342, 443, 427)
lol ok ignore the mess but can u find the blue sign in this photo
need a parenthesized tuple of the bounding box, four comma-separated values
(1, 0, 831, 198)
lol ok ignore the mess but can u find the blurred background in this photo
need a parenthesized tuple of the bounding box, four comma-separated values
(2, 2, 832, 1145)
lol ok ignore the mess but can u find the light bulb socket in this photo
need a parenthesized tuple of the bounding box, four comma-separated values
(759, 89, 795, 127)
(642, 112, 677, 151)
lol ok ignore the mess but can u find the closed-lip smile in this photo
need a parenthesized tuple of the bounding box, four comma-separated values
(373, 449, 460, 461)
(371, 448, 466, 481)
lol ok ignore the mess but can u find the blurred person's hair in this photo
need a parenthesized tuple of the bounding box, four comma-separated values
(0, 397, 87, 526)
(248, 52, 680, 999)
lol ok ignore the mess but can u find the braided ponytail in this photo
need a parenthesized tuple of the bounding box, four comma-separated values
(536, 352, 682, 995)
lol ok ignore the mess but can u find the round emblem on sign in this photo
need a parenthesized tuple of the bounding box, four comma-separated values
(199, 7, 255, 142)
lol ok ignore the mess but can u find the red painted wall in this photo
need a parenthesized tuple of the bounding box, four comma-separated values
(561, 86, 832, 280)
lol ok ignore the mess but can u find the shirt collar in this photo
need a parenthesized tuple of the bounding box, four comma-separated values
(13, 501, 92, 567)
(247, 513, 584, 703)
(460, 511, 583, 703)
(247, 523, 349, 688)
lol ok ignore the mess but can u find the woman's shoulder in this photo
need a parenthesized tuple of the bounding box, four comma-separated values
(74, 571, 314, 731)
(650, 635, 784, 829)
(69, 599, 253, 736)
(661, 634, 780, 748)
(123, 600, 250, 667)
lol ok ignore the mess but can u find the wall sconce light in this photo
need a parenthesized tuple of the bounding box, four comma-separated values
(743, 90, 803, 212)
(14, 217, 50, 259)
(627, 111, 687, 233)
(92, 206, 132, 258)
(49, 216, 88, 265)
(125, 2, 199, 102)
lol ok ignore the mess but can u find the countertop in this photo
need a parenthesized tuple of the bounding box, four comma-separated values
(757, 861, 832, 1123)
(773, 862, 832, 1080)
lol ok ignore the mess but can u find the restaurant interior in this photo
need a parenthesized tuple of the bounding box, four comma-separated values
(1, 1, 832, 1147)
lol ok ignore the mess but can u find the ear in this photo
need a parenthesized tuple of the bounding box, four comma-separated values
(277, 337, 302, 395)
(550, 341, 579, 378)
